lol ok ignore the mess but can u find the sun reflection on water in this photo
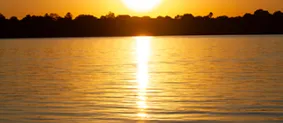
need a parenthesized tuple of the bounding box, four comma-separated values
(136, 36, 151, 119)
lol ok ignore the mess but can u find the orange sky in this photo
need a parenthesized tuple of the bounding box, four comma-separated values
(0, 0, 282, 18)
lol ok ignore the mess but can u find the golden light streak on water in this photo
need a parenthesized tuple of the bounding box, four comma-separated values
(135, 36, 151, 119)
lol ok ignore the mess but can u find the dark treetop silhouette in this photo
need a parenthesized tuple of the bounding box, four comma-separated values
(0, 9, 283, 38)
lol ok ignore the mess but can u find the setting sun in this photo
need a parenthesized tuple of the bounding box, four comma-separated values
(122, 0, 161, 12)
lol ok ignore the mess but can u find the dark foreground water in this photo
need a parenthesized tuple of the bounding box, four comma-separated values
(0, 35, 283, 123)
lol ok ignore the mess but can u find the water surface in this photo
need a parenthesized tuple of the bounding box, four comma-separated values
(0, 35, 283, 122)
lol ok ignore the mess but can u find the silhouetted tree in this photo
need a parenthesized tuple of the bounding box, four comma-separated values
(64, 12, 73, 20)
(22, 15, 32, 22)
(273, 11, 283, 17)
(174, 15, 182, 20)
(0, 13, 5, 20)
(116, 15, 131, 20)
(208, 12, 214, 18)
(0, 9, 283, 38)
(181, 14, 194, 20)
(272, 11, 283, 33)
(75, 14, 98, 21)
(49, 13, 61, 21)
(217, 16, 229, 20)
(156, 16, 164, 19)
(254, 9, 271, 17)
(164, 16, 172, 20)
(105, 12, 115, 19)
(243, 13, 253, 19)
(9, 16, 19, 22)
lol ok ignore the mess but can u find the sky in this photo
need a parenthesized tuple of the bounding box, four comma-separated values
(0, 0, 283, 18)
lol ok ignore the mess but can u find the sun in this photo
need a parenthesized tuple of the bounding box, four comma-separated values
(122, 0, 161, 12)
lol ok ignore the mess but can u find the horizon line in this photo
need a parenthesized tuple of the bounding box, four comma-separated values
(1, 9, 282, 19)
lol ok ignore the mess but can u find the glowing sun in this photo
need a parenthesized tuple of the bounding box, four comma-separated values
(122, 0, 161, 12)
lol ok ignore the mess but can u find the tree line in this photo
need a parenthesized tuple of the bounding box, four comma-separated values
(0, 9, 283, 38)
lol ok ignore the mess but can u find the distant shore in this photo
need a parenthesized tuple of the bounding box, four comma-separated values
(1, 33, 283, 39)
(1, 9, 283, 39)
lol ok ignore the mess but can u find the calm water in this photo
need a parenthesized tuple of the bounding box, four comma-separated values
(0, 35, 283, 123)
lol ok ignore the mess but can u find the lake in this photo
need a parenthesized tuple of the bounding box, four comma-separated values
(0, 35, 283, 123)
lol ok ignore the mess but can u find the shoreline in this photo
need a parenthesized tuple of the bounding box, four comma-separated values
(1, 33, 283, 39)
